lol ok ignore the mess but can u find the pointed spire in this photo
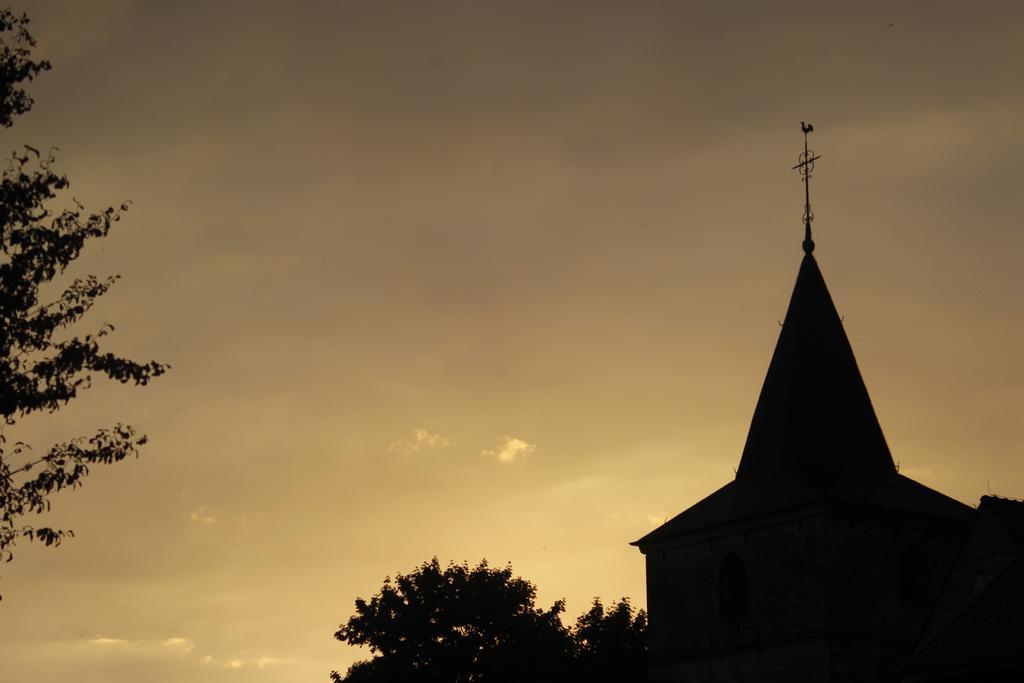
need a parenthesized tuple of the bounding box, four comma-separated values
(736, 253, 895, 482)
(738, 124, 891, 482)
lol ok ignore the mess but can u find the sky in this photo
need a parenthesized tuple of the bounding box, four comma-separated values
(1, 1, 1023, 681)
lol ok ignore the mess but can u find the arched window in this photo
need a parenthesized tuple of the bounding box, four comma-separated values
(718, 553, 749, 623)
(899, 544, 929, 605)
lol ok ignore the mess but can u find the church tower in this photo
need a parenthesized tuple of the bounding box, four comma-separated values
(633, 126, 973, 683)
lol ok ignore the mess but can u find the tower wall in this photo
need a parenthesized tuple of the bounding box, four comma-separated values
(643, 506, 967, 683)
(646, 511, 829, 682)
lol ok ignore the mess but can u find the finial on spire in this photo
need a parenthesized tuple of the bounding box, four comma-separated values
(792, 122, 821, 254)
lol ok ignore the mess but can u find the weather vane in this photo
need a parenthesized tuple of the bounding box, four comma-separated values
(792, 122, 821, 254)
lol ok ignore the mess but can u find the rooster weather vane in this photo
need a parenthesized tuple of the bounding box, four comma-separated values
(792, 122, 821, 254)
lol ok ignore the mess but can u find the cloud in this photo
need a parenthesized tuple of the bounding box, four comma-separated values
(81, 635, 286, 672)
(189, 506, 216, 525)
(88, 636, 126, 646)
(163, 637, 195, 653)
(389, 428, 452, 453)
(217, 656, 285, 670)
(648, 512, 668, 527)
(482, 436, 536, 463)
(255, 657, 282, 668)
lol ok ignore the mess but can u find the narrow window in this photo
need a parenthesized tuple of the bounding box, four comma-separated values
(719, 553, 749, 623)
(899, 544, 929, 605)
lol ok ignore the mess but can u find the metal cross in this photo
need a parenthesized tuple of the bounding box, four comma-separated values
(792, 122, 821, 254)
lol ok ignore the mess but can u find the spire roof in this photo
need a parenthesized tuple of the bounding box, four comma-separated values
(736, 252, 895, 481)
(633, 251, 972, 549)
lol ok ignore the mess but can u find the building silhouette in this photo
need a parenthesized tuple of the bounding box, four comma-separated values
(633, 246, 1024, 682)
(903, 494, 1024, 681)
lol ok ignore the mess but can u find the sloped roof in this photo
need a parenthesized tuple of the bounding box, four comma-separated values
(985, 494, 1024, 546)
(634, 470, 969, 547)
(904, 496, 1024, 677)
(634, 253, 970, 549)
(911, 551, 1024, 667)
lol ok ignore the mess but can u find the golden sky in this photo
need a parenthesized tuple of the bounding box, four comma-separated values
(2, 1, 1023, 680)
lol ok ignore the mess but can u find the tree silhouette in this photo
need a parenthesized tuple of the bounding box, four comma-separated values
(333, 558, 648, 682)
(333, 558, 572, 682)
(0, 10, 167, 576)
(573, 597, 648, 682)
